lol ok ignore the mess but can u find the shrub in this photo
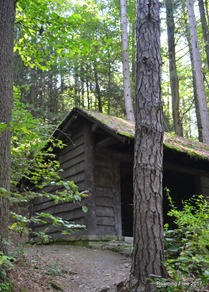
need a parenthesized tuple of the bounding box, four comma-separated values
(163, 195, 209, 291)
(0, 252, 14, 292)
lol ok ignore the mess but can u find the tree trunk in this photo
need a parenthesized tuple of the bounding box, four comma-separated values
(186, 0, 209, 144)
(181, 0, 203, 141)
(129, 0, 166, 291)
(165, 0, 183, 136)
(74, 63, 80, 107)
(131, 23, 136, 84)
(205, 0, 209, 25)
(93, 65, 103, 113)
(198, 0, 209, 69)
(0, 0, 16, 255)
(189, 48, 203, 141)
(120, 0, 135, 121)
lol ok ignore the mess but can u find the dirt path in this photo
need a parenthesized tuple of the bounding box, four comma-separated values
(10, 244, 131, 292)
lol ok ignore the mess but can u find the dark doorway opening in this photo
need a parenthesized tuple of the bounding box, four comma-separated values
(163, 170, 198, 229)
(120, 163, 199, 236)
(120, 162, 133, 236)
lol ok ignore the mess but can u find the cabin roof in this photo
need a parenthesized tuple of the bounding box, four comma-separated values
(54, 107, 209, 161)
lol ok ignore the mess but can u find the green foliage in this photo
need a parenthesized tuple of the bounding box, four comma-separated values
(0, 123, 7, 134)
(0, 188, 9, 198)
(0, 252, 14, 291)
(13, 0, 131, 120)
(162, 195, 209, 291)
(45, 261, 62, 276)
(15, 0, 84, 69)
(11, 88, 56, 187)
(10, 95, 88, 243)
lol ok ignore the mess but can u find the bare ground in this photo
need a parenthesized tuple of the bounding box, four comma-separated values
(9, 241, 131, 292)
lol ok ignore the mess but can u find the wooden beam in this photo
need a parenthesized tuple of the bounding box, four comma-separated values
(84, 122, 97, 235)
(96, 137, 119, 148)
(112, 159, 122, 236)
(96, 148, 133, 163)
(164, 162, 209, 176)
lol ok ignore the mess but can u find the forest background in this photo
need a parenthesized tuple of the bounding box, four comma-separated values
(13, 0, 208, 142)
(0, 0, 209, 290)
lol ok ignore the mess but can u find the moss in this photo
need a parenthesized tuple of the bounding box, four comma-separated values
(60, 108, 209, 162)
(163, 142, 206, 160)
(116, 130, 135, 138)
(82, 109, 135, 139)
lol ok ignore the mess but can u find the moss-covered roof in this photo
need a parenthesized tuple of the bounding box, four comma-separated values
(79, 108, 135, 138)
(57, 107, 209, 161)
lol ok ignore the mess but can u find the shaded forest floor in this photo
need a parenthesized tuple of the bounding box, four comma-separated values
(7, 236, 209, 292)
(9, 239, 131, 292)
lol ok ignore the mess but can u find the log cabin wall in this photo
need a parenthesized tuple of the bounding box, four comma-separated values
(94, 150, 122, 236)
(32, 121, 87, 240)
(200, 176, 209, 199)
(29, 108, 209, 241)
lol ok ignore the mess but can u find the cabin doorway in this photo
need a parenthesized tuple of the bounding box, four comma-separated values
(120, 163, 199, 236)
(120, 162, 133, 236)
(163, 170, 198, 229)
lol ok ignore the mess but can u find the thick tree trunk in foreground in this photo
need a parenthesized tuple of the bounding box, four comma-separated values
(187, 0, 209, 144)
(120, 0, 135, 121)
(165, 0, 183, 136)
(0, 0, 15, 254)
(129, 0, 165, 291)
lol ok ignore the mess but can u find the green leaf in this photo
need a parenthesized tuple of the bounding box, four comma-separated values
(0, 187, 8, 197)
(82, 206, 88, 213)
(0, 123, 7, 132)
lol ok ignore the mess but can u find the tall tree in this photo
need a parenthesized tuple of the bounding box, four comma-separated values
(180, 0, 203, 141)
(120, 0, 135, 121)
(187, 0, 209, 144)
(165, 0, 183, 136)
(0, 0, 16, 255)
(198, 0, 209, 70)
(129, 0, 166, 291)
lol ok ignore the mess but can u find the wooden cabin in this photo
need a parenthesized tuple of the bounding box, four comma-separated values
(29, 107, 209, 241)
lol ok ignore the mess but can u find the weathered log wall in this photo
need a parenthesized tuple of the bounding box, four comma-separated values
(32, 123, 87, 239)
(200, 176, 209, 199)
(94, 151, 122, 236)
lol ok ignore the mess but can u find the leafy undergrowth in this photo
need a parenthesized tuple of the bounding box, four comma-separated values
(162, 195, 209, 291)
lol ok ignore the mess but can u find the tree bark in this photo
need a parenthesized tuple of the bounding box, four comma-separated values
(181, 0, 203, 141)
(0, 0, 16, 255)
(93, 65, 103, 113)
(186, 0, 209, 144)
(198, 0, 209, 69)
(165, 0, 183, 136)
(120, 0, 135, 121)
(129, 1, 166, 291)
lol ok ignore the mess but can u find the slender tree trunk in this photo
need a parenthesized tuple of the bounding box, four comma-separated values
(74, 63, 80, 107)
(198, 0, 209, 69)
(187, 0, 209, 144)
(86, 80, 90, 110)
(93, 65, 103, 113)
(129, 0, 166, 291)
(81, 66, 85, 108)
(131, 23, 136, 84)
(181, 0, 203, 141)
(0, 0, 16, 255)
(120, 0, 135, 121)
(190, 50, 203, 141)
(205, 0, 209, 25)
(108, 58, 111, 115)
(165, 0, 183, 136)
